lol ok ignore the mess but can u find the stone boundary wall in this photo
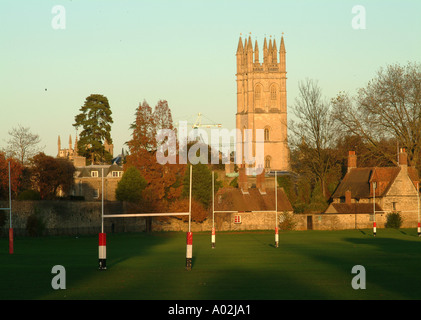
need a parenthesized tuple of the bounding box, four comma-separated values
(0, 201, 419, 237)
(292, 211, 420, 231)
(0, 200, 145, 237)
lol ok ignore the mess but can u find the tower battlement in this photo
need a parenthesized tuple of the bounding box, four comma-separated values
(236, 35, 286, 74)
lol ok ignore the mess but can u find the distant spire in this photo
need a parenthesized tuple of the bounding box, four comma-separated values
(254, 39, 259, 63)
(280, 33, 286, 53)
(236, 35, 244, 54)
(263, 37, 268, 63)
(279, 33, 286, 72)
(247, 35, 253, 51)
(272, 38, 277, 63)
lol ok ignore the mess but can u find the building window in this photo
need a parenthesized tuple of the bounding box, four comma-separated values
(270, 86, 276, 100)
(112, 171, 122, 177)
(264, 128, 270, 141)
(255, 86, 261, 100)
(392, 202, 397, 211)
(91, 171, 98, 177)
(234, 215, 241, 224)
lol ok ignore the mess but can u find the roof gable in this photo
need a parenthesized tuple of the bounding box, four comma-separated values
(214, 187, 293, 212)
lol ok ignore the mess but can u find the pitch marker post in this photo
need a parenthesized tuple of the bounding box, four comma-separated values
(99, 168, 107, 270)
(211, 171, 215, 249)
(0, 162, 13, 254)
(275, 170, 279, 248)
(186, 165, 193, 270)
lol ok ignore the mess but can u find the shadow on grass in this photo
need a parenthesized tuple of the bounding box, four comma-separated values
(0, 231, 179, 299)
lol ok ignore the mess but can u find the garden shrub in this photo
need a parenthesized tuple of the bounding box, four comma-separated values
(278, 211, 297, 231)
(385, 211, 403, 229)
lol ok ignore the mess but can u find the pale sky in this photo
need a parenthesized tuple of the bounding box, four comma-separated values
(1, 0, 420, 157)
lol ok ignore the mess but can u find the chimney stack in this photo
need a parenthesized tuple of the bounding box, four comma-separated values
(348, 151, 357, 172)
(399, 148, 408, 173)
(256, 166, 266, 194)
(345, 190, 352, 204)
(399, 148, 408, 166)
(238, 165, 249, 194)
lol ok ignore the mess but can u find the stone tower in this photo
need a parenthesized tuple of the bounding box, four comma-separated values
(236, 34, 290, 172)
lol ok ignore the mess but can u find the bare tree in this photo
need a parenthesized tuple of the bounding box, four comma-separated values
(5, 125, 43, 165)
(289, 78, 337, 197)
(332, 62, 421, 167)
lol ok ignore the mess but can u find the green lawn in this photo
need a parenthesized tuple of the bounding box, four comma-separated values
(1, 228, 421, 300)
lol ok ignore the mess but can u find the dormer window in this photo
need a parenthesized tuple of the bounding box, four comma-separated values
(91, 171, 98, 177)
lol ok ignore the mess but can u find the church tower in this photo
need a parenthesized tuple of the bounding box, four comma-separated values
(236, 34, 290, 172)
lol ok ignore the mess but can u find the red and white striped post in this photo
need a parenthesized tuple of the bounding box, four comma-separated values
(417, 182, 420, 237)
(275, 170, 278, 248)
(98, 232, 106, 270)
(186, 165, 193, 270)
(211, 228, 215, 249)
(98, 168, 107, 270)
(211, 171, 215, 249)
(186, 231, 193, 270)
(8, 162, 13, 254)
(275, 227, 279, 248)
(9, 228, 13, 254)
(373, 181, 377, 237)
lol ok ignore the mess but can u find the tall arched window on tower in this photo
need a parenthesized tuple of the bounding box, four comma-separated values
(264, 127, 270, 141)
(255, 85, 261, 100)
(270, 85, 277, 100)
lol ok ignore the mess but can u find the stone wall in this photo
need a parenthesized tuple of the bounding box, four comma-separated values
(290, 211, 419, 231)
(1, 200, 419, 237)
(0, 200, 145, 237)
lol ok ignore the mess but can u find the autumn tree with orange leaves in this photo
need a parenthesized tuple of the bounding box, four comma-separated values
(125, 99, 185, 213)
(0, 152, 24, 200)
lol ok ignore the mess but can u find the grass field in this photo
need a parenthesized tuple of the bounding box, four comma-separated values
(1, 228, 421, 300)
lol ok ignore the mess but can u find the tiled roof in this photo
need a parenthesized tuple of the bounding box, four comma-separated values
(214, 187, 293, 212)
(75, 164, 123, 178)
(328, 203, 383, 214)
(332, 166, 419, 199)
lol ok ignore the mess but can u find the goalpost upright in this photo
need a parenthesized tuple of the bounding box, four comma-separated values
(98, 165, 193, 271)
(1, 162, 13, 254)
(211, 169, 279, 248)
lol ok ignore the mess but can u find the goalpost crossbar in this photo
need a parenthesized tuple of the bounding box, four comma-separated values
(213, 210, 277, 213)
(103, 212, 190, 218)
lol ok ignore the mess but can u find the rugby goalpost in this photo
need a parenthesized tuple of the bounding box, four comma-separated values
(211, 170, 280, 248)
(0, 162, 13, 254)
(98, 165, 193, 271)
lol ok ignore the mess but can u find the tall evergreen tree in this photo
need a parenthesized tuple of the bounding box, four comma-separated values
(73, 94, 113, 164)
